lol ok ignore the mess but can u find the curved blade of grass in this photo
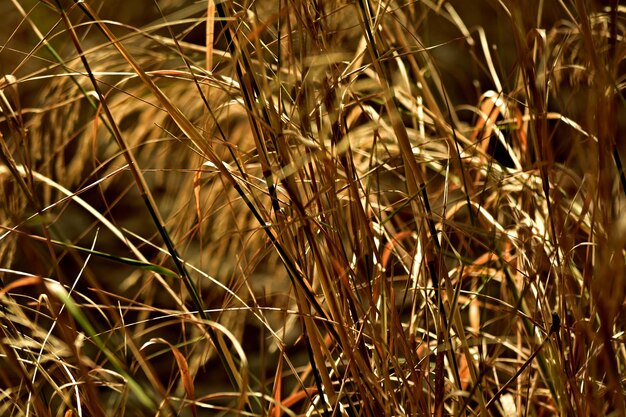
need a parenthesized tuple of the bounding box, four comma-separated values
(0, 163, 188, 309)
(45, 280, 157, 411)
(46, 239, 178, 278)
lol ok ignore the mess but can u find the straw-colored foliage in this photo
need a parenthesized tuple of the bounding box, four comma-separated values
(1, 1, 625, 416)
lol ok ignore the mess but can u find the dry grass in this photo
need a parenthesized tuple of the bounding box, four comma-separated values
(1, 1, 625, 416)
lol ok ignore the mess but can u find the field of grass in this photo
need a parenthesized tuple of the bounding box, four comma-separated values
(1, 1, 625, 416)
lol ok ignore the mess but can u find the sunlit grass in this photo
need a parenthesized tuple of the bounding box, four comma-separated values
(1, 1, 625, 416)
